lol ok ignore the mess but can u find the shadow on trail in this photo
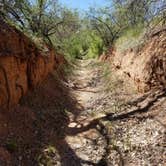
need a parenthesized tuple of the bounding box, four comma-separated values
(58, 89, 166, 166)
(0, 71, 87, 165)
(19, 73, 90, 166)
(62, 90, 161, 165)
(1, 60, 164, 166)
(105, 89, 166, 121)
(0, 68, 109, 166)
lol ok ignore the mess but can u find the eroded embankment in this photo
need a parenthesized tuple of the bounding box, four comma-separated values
(0, 19, 72, 165)
(0, 19, 64, 110)
(102, 28, 166, 92)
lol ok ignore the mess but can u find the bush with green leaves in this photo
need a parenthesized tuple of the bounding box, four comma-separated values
(1, 0, 165, 60)
(115, 24, 145, 53)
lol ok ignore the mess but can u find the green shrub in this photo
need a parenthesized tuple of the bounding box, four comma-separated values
(115, 24, 145, 53)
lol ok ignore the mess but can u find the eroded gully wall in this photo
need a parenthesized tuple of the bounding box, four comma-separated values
(0, 19, 61, 110)
(107, 29, 166, 93)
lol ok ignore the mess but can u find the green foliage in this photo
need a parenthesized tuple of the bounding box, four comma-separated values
(1, 0, 165, 60)
(82, 43, 89, 52)
(88, 8, 121, 48)
(88, 0, 166, 53)
(1, 0, 81, 49)
(86, 33, 104, 58)
(115, 24, 145, 52)
(58, 29, 104, 60)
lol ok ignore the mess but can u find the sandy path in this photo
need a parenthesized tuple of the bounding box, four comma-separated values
(58, 59, 166, 166)
(59, 59, 108, 166)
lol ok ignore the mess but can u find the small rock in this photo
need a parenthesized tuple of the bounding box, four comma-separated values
(68, 122, 77, 128)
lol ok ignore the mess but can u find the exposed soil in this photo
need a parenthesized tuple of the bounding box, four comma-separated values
(0, 59, 166, 166)
(108, 28, 166, 93)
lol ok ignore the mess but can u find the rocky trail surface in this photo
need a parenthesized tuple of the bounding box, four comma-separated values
(0, 59, 166, 166)
(50, 59, 166, 166)
(53, 60, 109, 166)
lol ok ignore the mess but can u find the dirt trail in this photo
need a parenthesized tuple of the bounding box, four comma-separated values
(1, 59, 165, 166)
(57, 59, 166, 166)
(58, 59, 108, 166)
